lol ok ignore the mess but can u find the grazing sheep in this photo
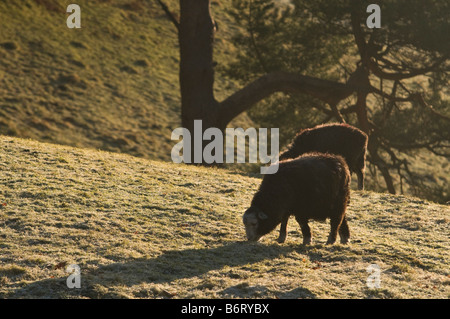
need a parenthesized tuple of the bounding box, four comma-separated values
(243, 153, 351, 245)
(279, 123, 368, 190)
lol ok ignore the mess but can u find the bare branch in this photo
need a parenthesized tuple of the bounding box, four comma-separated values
(156, 0, 180, 32)
(350, 2, 369, 64)
(217, 71, 363, 127)
(329, 102, 345, 123)
(368, 56, 448, 81)
(378, 81, 399, 128)
(369, 85, 410, 102)
(371, 151, 397, 194)
(426, 145, 450, 158)
(369, 88, 450, 122)
(412, 93, 450, 122)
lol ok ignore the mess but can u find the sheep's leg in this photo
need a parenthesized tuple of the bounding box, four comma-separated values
(277, 215, 289, 243)
(356, 169, 365, 190)
(327, 216, 343, 245)
(296, 217, 312, 245)
(338, 216, 350, 244)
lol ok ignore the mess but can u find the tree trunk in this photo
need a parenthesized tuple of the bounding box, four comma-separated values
(179, 0, 221, 131)
(176, 0, 368, 164)
(178, 0, 223, 163)
(350, 7, 397, 195)
(370, 148, 397, 194)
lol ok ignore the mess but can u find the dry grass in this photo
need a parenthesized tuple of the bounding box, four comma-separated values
(0, 136, 448, 299)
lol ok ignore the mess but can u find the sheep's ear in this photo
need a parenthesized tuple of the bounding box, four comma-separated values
(258, 211, 268, 220)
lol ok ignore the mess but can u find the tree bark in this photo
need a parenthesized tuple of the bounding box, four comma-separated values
(177, 0, 221, 164)
(179, 0, 220, 129)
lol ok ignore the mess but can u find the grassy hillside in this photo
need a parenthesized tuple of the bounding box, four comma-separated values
(0, 136, 448, 299)
(0, 0, 448, 204)
(0, 0, 249, 161)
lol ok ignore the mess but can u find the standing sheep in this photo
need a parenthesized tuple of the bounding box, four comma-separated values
(243, 153, 351, 245)
(279, 123, 368, 190)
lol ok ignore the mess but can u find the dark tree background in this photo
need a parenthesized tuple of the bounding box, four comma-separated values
(158, 0, 450, 202)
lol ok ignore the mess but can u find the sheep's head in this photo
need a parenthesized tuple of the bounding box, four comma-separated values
(242, 206, 269, 241)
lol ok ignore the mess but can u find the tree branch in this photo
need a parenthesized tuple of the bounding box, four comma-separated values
(329, 102, 345, 123)
(369, 85, 410, 102)
(217, 71, 362, 127)
(350, 2, 369, 64)
(368, 56, 448, 81)
(156, 0, 180, 32)
(426, 145, 450, 158)
(370, 85, 450, 122)
(412, 93, 450, 122)
(371, 151, 397, 194)
(340, 104, 359, 115)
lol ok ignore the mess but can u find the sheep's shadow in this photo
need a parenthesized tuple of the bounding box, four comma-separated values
(12, 241, 311, 298)
(94, 241, 294, 285)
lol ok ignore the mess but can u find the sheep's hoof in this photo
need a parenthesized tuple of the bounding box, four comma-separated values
(326, 238, 336, 245)
(277, 235, 286, 243)
(340, 237, 350, 244)
(302, 237, 312, 245)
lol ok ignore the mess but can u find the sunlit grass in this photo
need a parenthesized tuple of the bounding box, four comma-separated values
(0, 136, 448, 298)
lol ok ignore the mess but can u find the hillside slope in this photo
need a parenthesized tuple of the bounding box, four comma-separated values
(0, 0, 248, 161)
(0, 136, 448, 299)
(1, 0, 448, 204)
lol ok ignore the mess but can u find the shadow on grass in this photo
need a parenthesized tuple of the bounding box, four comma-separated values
(11, 241, 315, 298)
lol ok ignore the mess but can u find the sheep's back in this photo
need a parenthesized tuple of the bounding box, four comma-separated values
(280, 124, 368, 170)
(254, 153, 350, 221)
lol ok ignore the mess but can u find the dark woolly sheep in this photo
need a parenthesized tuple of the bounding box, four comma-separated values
(243, 153, 351, 245)
(279, 123, 368, 190)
